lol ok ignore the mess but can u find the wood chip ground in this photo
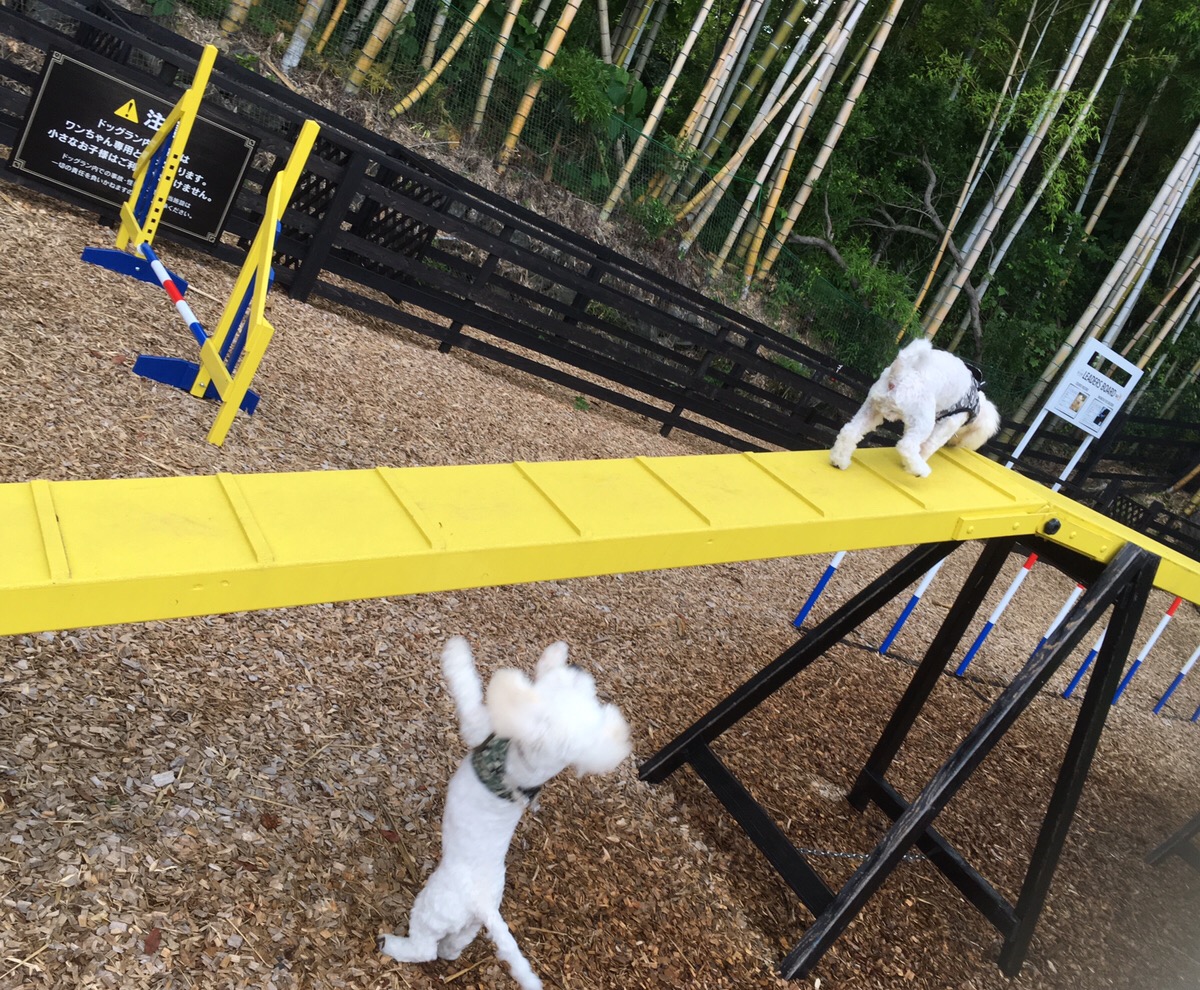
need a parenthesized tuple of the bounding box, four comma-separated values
(1, 185, 1198, 990)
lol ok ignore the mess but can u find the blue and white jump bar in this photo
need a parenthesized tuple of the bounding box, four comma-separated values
(1154, 641, 1200, 715)
(1063, 627, 1106, 699)
(1030, 583, 1086, 659)
(1112, 596, 1182, 704)
(954, 552, 1038, 677)
(140, 241, 207, 347)
(794, 551, 847, 628)
(880, 560, 945, 655)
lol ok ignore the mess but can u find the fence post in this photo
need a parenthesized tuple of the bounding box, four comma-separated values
(290, 147, 371, 302)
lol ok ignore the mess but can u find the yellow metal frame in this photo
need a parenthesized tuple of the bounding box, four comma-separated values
(190, 118, 320, 445)
(1, 448, 1198, 637)
(115, 45, 218, 253)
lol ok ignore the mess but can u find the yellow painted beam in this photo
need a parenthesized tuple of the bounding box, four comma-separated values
(1, 448, 1196, 637)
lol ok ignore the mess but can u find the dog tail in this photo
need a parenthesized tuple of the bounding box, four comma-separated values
(953, 392, 1002, 451)
(483, 909, 543, 990)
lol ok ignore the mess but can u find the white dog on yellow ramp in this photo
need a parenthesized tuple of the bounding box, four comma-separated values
(830, 338, 1001, 477)
(378, 636, 631, 990)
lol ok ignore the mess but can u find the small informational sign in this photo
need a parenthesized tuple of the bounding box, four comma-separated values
(1043, 338, 1141, 439)
(9, 50, 256, 243)
(1006, 337, 1143, 489)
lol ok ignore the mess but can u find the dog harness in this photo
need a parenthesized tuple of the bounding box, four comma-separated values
(471, 734, 542, 804)
(936, 367, 983, 423)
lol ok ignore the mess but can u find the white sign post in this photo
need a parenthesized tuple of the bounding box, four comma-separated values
(1007, 339, 1142, 491)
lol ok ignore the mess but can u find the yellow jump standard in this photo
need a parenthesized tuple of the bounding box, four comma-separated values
(1, 445, 1194, 980)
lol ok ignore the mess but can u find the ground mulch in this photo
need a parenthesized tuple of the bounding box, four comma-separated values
(1, 177, 1198, 990)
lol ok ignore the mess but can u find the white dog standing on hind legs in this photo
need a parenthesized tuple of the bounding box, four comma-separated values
(829, 338, 1001, 477)
(378, 636, 632, 990)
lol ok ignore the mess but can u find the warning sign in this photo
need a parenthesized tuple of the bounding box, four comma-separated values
(8, 50, 255, 243)
(114, 98, 139, 123)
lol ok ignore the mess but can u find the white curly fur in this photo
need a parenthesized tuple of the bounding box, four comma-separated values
(829, 338, 1001, 477)
(378, 636, 632, 990)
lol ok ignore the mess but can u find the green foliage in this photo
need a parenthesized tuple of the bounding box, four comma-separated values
(545, 50, 648, 136)
(627, 195, 677, 241)
(572, 395, 591, 411)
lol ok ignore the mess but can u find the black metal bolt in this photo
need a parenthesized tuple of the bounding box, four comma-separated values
(1043, 518, 1062, 535)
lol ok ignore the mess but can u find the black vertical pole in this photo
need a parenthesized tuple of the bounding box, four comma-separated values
(848, 537, 1017, 811)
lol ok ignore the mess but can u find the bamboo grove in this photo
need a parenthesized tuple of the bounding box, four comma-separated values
(212, 0, 1200, 419)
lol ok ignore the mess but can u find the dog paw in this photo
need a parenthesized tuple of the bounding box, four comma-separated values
(829, 448, 852, 470)
(904, 460, 932, 478)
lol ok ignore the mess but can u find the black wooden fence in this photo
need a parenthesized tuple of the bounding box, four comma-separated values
(0, 0, 871, 454)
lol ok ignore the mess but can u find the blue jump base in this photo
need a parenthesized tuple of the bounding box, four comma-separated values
(131, 355, 260, 415)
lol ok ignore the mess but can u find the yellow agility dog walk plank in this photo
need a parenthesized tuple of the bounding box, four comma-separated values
(2, 447, 1198, 636)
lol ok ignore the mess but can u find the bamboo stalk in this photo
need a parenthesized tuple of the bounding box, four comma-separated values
(281, 0, 329, 72)
(921, 0, 1113, 338)
(673, 0, 851, 228)
(470, 0, 524, 138)
(221, 0, 259, 35)
(497, 0, 586, 171)
(909, 0, 1040, 321)
(754, 0, 907, 285)
(345, 0, 411, 94)
(1014, 117, 1200, 422)
(390, 0, 492, 116)
(315, 0, 349, 53)
(599, 0, 718, 218)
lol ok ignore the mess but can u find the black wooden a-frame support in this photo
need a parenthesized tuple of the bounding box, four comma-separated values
(1145, 809, 1200, 871)
(640, 534, 1159, 979)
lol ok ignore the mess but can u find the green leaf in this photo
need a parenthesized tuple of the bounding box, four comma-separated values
(628, 83, 647, 119)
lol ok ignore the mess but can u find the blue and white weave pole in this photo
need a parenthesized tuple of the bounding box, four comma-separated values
(1113, 596, 1182, 705)
(1063, 627, 1107, 699)
(880, 560, 945, 655)
(1154, 642, 1200, 715)
(955, 552, 1038, 677)
(1030, 583, 1086, 659)
(794, 551, 847, 628)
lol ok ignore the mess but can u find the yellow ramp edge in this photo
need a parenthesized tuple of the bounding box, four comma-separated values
(1, 447, 1197, 637)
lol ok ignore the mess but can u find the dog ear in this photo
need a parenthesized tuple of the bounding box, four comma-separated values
(535, 641, 569, 679)
(486, 668, 538, 738)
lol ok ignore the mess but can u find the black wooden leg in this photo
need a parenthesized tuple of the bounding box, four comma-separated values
(780, 542, 1155, 979)
(1146, 810, 1200, 869)
(639, 540, 960, 784)
(998, 545, 1156, 974)
(848, 537, 1017, 811)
